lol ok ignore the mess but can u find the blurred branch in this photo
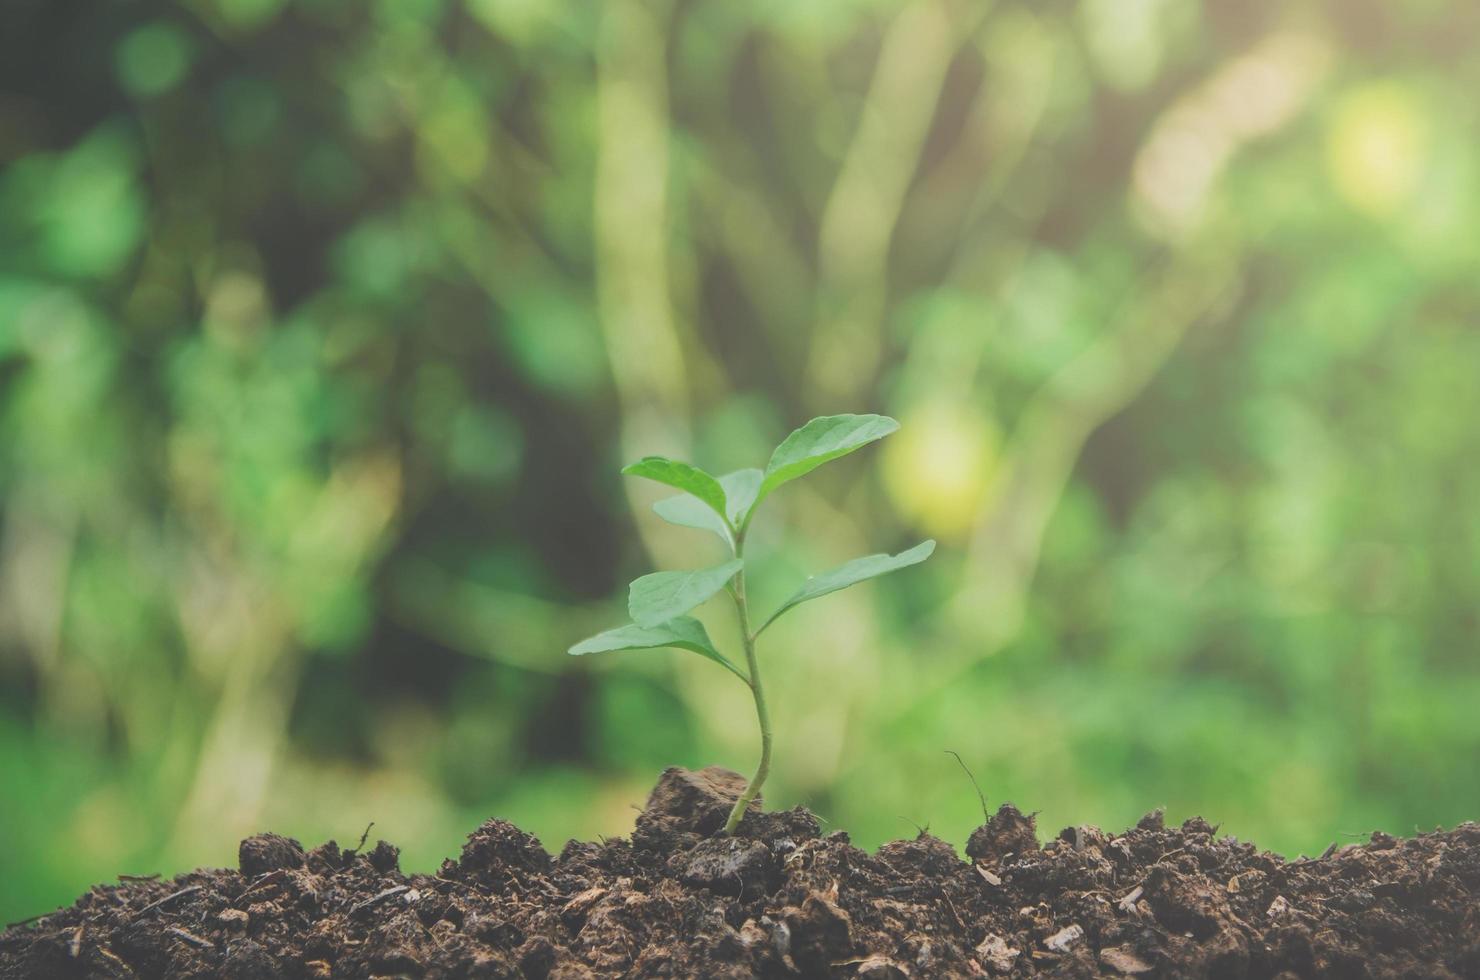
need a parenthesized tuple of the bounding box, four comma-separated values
(865, 248, 1242, 738)
(594, 0, 689, 448)
(806, 0, 974, 408)
(0, 489, 77, 721)
(0, 493, 70, 675)
(592, 0, 715, 572)
(693, 164, 814, 366)
(169, 628, 297, 856)
(955, 250, 1241, 630)
(390, 561, 581, 675)
(939, 17, 1056, 287)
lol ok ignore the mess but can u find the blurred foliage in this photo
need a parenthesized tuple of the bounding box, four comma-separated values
(2, 0, 1479, 922)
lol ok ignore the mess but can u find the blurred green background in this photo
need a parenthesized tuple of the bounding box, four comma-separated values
(3, 0, 1479, 923)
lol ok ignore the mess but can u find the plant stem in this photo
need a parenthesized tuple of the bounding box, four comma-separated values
(723, 532, 771, 834)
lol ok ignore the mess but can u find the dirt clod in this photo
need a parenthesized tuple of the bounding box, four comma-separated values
(366, 839, 400, 873)
(1043, 923, 1084, 952)
(5, 766, 1479, 978)
(237, 833, 305, 877)
(680, 837, 775, 898)
(976, 933, 1020, 974)
(459, 819, 553, 886)
(215, 909, 248, 933)
(965, 803, 1039, 864)
(784, 894, 852, 975)
(633, 766, 755, 846)
(855, 953, 908, 978)
(1099, 945, 1153, 974)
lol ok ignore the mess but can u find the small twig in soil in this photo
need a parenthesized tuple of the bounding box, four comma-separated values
(234, 870, 286, 907)
(945, 750, 989, 822)
(355, 822, 375, 853)
(98, 948, 129, 971)
(430, 876, 486, 900)
(4, 910, 60, 929)
(934, 884, 967, 933)
(897, 817, 928, 837)
(168, 927, 214, 949)
(139, 886, 202, 916)
(350, 885, 410, 915)
(68, 926, 84, 958)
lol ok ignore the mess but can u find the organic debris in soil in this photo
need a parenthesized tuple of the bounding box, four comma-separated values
(5, 765, 1480, 979)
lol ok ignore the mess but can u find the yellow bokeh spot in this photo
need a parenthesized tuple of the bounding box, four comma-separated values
(881, 400, 999, 541)
(1327, 82, 1430, 217)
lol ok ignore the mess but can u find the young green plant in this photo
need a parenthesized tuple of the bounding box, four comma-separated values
(569, 414, 935, 834)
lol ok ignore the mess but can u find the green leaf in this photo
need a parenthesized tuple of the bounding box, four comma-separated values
(756, 540, 935, 635)
(622, 457, 729, 523)
(568, 616, 747, 682)
(652, 493, 731, 542)
(746, 414, 899, 521)
(720, 468, 763, 526)
(628, 558, 744, 627)
(652, 469, 763, 543)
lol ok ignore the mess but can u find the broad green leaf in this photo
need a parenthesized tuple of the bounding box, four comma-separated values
(652, 469, 763, 543)
(628, 558, 744, 627)
(568, 616, 746, 682)
(622, 456, 729, 522)
(653, 493, 732, 543)
(756, 540, 935, 634)
(720, 468, 763, 526)
(746, 414, 899, 521)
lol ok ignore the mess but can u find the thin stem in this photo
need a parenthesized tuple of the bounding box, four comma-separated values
(723, 530, 771, 834)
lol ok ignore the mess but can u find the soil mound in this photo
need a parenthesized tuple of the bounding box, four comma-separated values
(4, 768, 1479, 978)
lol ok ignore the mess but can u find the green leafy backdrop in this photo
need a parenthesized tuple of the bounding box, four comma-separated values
(2, 0, 1478, 922)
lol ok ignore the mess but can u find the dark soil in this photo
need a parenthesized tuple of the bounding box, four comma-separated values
(5, 766, 1479, 979)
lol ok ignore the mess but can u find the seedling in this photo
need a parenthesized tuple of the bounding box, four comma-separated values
(569, 414, 935, 833)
